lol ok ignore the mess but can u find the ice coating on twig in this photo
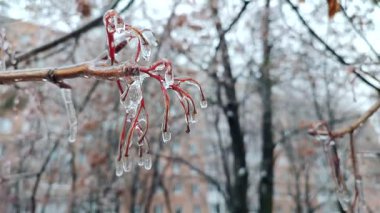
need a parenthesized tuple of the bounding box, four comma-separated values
(61, 89, 78, 143)
(103, 10, 206, 175)
(0, 28, 7, 70)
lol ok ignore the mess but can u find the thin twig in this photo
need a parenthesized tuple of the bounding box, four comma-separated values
(332, 99, 380, 137)
(284, 0, 380, 92)
(5, 0, 136, 67)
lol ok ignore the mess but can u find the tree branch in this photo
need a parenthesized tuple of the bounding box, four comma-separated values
(332, 99, 380, 137)
(284, 0, 380, 92)
(5, 0, 135, 66)
(0, 62, 140, 85)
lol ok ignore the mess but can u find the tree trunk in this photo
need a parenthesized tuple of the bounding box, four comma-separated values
(210, 0, 248, 212)
(258, 0, 274, 212)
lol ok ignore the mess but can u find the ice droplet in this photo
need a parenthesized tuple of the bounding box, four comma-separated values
(162, 131, 171, 143)
(115, 160, 123, 177)
(189, 113, 197, 123)
(144, 154, 152, 170)
(122, 157, 132, 172)
(200, 100, 208, 108)
(137, 157, 144, 166)
(61, 89, 78, 143)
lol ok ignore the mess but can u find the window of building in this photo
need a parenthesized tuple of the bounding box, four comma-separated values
(173, 162, 180, 174)
(0, 118, 12, 134)
(191, 184, 199, 196)
(173, 182, 183, 194)
(175, 206, 182, 213)
(193, 205, 201, 213)
(189, 144, 197, 155)
(210, 203, 220, 213)
(133, 205, 141, 213)
(154, 204, 163, 213)
(172, 142, 180, 153)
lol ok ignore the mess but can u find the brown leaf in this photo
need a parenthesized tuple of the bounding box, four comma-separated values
(327, 0, 340, 18)
(76, 0, 91, 17)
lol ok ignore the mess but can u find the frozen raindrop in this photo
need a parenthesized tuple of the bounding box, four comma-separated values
(122, 157, 132, 172)
(144, 154, 152, 170)
(200, 100, 208, 108)
(190, 113, 197, 123)
(61, 89, 78, 143)
(115, 160, 123, 177)
(137, 157, 144, 166)
(162, 131, 171, 143)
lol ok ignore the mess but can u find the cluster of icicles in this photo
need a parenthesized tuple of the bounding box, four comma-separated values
(102, 10, 207, 176)
(310, 123, 365, 212)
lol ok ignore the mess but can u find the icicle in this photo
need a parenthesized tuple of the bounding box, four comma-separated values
(121, 79, 143, 113)
(115, 159, 123, 177)
(164, 69, 174, 88)
(162, 131, 171, 143)
(142, 30, 158, 47)
(0, 28, 7, 70)
(137, 156, 144, 166)
(144, 154, 152, 170)
(336, 189, 350, 211)
(200, 99, 208, 108)
(122, 156, 132, 172)
(141, 44, 151, 61)
(355, 179, 365, 213)
(61, 89, 78, 143)
(190, 112, 197, 123)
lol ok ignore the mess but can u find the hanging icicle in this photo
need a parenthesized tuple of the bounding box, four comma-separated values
(61, 88, 78, 143)
(0, 28, 7, 71)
